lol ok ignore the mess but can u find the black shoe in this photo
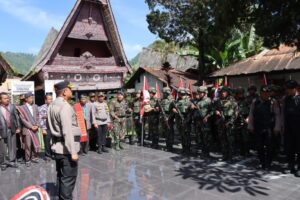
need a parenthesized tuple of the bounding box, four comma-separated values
(295, 171, 300, 177)
(102, 146, 109, 153)
(31, 158, 39, 164)
(26, 162, 31, 168)
(1, 165, 7, 171)
(8, 162, 18, 168)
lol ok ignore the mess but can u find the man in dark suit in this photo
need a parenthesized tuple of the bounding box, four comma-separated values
(0, 92, 21, 171)
(18, 92, 40, 167)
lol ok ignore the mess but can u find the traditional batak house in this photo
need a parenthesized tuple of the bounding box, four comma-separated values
(23, 0, 130, 103)
(210, 45, 300, 88)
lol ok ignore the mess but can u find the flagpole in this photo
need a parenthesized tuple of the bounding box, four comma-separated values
(141, 116, 144, 147)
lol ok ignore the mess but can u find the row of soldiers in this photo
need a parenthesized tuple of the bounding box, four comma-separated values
(120, 80, 300, 175)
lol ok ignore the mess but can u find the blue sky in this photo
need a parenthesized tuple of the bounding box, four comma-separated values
(0, 0, 158, 59)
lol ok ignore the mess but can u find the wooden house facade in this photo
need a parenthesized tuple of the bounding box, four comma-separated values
(23, 0, 130, 95)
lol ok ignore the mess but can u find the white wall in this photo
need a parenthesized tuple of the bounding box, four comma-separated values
(227, 72, 300, 88)
(134, 72, 164, 94)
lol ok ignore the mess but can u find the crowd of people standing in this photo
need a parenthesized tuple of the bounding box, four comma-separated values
(1, 79, 300, 199)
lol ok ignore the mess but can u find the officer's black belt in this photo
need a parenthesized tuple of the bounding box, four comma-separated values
(52, 136, 81, 143)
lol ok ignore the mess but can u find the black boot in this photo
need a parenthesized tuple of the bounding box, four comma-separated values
(102, 145, 109, 153)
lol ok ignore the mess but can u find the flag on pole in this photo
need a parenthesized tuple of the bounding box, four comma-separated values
(262, 73, 268, 86)
(171, 88, 177, 100)
(155, 82, 161, 99)
(179, 77, 184, 88)
(214, 81, 219, 99)
(188, 81, 193, 99)
(140, 76, 150, 117)
(224, 76, 228, 86)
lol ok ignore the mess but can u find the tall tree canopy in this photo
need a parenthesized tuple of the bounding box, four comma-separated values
(246, 0, 300, 49)
(145, 0, 246, 80)
(146, 0, 300, 80)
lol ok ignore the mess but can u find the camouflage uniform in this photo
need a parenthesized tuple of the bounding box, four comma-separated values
(172, 88, 192, 153)
(234, 87, 250, 156)
(213, 87, 237, 160)
(159, 87, 174, 151)
(132, 90, 142, 144)
(195, 86, 212, 156)
(145, 88, 160, 148)
(110, 93, 129, 150)
(125, 93, 136, 145)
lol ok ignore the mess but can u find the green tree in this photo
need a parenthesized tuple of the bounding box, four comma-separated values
(146, 0, 247, 80)
(246, 0, 300, 49)
(206, 25, 263, 69)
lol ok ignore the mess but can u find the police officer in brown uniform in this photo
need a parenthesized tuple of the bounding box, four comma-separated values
(47, 81, 81, 200)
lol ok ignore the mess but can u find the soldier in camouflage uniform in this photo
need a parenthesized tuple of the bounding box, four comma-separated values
(194, 86, 212, 156)
(132, 90, 142, 144)
(234, 87, 251, 156)
(213, 87, 237, 161)
(246, 85, 259, 106)
(159, 87, 174, 151)
(125, 91, 136, 145)
(171, 88, 192, 154)
(145, 87, 160, 149)
(191, 90, 201, 148)
(110, 91, 131, 151)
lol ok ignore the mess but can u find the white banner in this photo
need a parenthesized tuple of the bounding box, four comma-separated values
(45, 80, 63, 100)
(11, 81, 35, 95)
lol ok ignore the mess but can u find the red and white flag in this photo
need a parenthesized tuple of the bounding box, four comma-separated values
(179, 77, 184, 88)
(224, 76, 228, 87)
(140, 76, 150, 117)
(214, 81, 219, 99)
(188, 81, 193, 99)
(155, 82, 161, 99)
(262, 73, 268, 86)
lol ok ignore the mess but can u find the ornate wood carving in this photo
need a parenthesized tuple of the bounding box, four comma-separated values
(68, 1, 108, 41)
(50, 55, 116, 66)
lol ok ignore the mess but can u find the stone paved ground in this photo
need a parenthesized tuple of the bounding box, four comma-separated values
(0, 144, 300, 200)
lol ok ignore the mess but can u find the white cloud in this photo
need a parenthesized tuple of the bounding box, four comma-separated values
(0, 0, 64, 30)
(124, 43, 143, 59)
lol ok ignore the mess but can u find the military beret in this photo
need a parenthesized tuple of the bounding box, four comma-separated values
(197, 86, 208, 93)
(235, 87, 245, 94)
(260, 85, 271, 93)
(221, 86, 231, 93)
(148, 87, 156, 94)
(178, 87, 186, 94)
(80, 94, 87, 99)
(89, 92, 96, 97)
(97, 92, 105, 97)
(248, 85, 257, 91)
(19, 94, 25, 100)
(135, 90, 141, 94)
(54, 80, 73, 91)
(25, 92, 34, 98)
(163, 87, 171, 93)
(117, 91, 125, 96)
(285, 80, 298, 89)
